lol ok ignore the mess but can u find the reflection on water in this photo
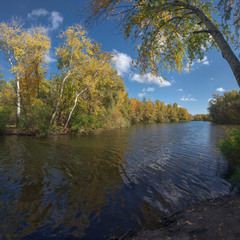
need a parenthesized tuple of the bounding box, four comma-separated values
(0, 122, 232, 239)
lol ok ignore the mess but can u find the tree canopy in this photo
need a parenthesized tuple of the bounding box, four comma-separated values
(218, 0, 240, 51)
(87, 0, 240, 86)
(208, 89, 240, 124)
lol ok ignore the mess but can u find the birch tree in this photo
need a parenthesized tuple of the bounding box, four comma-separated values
(87, 0, 240, 87)
(50, 25, 112, 129)
(0, 20, 50, 123)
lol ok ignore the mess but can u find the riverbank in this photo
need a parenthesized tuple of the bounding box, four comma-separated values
(1, 121, 194, 137)
(126, 194, 240, 240)
(0, 124, 129, 137)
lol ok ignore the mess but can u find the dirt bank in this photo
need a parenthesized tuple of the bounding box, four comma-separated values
(125, 194, 240, 240)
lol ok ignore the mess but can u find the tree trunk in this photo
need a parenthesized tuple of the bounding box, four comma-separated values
(64, 85, 90, 130)
(64, 69, 101, 130)
(176, 1, 240, 87)
(16, 78, 21, 124)
(50, 71, 70, 125)
(8, 57, 21, 124)
(64, 93, 80, 130)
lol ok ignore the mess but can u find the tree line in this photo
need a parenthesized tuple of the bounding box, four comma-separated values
(0, 21, 191, 136)
(192, 114, 212, 122)
(129, 98, 191, 124)
(192, 90, 240, 124)
(208, 89, 240, 124)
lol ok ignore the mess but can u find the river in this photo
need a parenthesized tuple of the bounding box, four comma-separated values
(0, 122, 233, 239)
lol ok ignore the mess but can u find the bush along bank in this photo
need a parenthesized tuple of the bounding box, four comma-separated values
(218, 129, 240, 186)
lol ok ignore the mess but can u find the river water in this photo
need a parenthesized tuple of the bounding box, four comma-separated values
(0, 122, 233, 239)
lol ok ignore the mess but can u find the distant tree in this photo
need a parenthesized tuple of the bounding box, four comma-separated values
(129, 98, 141, 123)
(87, 0, 240, 87)
(193, 114, 211, 121)
(208, 89, 240, 124)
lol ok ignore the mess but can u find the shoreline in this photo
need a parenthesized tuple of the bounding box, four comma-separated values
(0, 121, 193, 137)
(124, 194, 240, 240)
(0, 124, 130, 137)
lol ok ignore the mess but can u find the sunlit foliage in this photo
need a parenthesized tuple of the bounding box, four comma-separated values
(129, 97, 191, 124)
(0, 21, 192, 135)
(193, 114, 212, 121)
(208, 89, 240, 124)
(87, 0, 240, 86)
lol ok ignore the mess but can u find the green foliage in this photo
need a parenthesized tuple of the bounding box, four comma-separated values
(218, 129, 240, 184)
(218, 0, 240, 52)
(208, 89, 240, 124)
(70, 111, 104, 132)
(18, 101, 51, 136)
(0, 107, 10, 133)
(193, 114, 212, 121)
(0, 75, 15, 132)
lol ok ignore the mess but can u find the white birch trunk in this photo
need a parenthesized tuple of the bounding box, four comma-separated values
(64, 85, 90, 130)
(16, 78, 21, 123)
(63, 66, 101, 130)
(50, 71, 70, 125)
(8, 55, 21, 124)
(175, 1, 240, 87)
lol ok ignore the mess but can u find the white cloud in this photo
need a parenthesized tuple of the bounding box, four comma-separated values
(210, 77, 214, 81)
(112, 50, 132, 76)
(131, 73, 171, 87)
(27, 9, 63, 33)
(170, 76, 176, 84)
(28, 9, 49, 19)
(216, 87, 225, 92)
(138, 92, 146, 98)
(180, 95, 197, 102)
(184, 55, 210, 73)
(202, 60, 210, 65)
(201, 45, 206, 51)
(49, 11, 63, 31)
(208, 98, 213, 103)
(197, 56, 209, 65)
(143, 87, 155, 92)
(177, 88, 183, 92)
(183, 61, 194, 73)
(45, 53, 57, 63)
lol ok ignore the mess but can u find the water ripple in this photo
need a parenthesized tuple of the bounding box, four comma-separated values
(0, 122, 233, 239)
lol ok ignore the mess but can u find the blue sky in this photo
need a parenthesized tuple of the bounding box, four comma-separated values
(0, 0, 239, 115)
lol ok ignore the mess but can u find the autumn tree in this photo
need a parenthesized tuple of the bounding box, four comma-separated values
(0, 73, 15, 131)
(0, 20, 50, 124)
(129, 98, 141, 123)
(98, 70, 130, 127)
(153, 100, 164, 122)
(208, 89, 240, 124)
(51, 25, 118, 130)
(87, 0, 240, 87)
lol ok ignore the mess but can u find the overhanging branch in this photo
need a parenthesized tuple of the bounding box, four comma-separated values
(193, 30, 212, 34)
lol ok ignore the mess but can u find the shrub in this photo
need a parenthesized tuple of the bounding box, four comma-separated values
(218, 129, 240, 184)
(0, 107, 10, 133)
(18, 101, 51, 136)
